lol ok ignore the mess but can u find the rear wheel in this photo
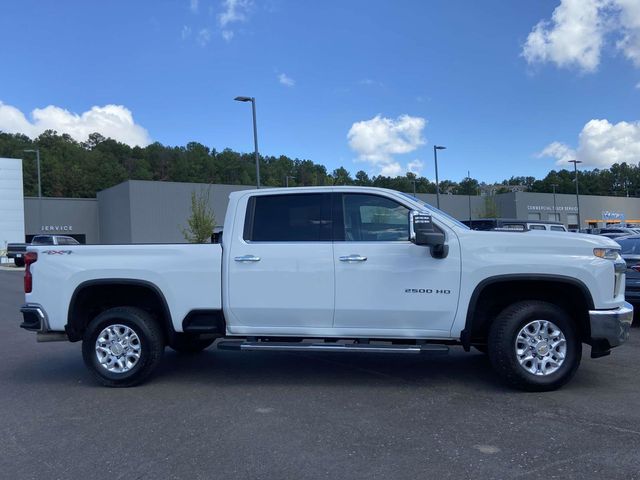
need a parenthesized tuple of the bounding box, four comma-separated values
(488, 301, 581, 391)
(169, 334, 215, 353)
(82, 307, 164, 387)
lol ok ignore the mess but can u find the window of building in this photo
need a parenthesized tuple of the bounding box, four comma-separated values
(548, 213, 560, 222)
(528, 213, 541, 220)
(567, 214, 578, 229)
(244, 194, 331, 242)
(342, 194, 409, 241)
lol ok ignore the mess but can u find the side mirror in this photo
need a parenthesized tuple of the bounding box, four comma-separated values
(410, 211, 448, 259)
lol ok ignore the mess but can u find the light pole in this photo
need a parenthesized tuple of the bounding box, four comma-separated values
(467, 170, 472, 228)
(285, 175, 295, 187)
(433, 145, 446, 209)
(411, 179, 417, 196)
(234, 96, 261, 188)
(568, 160, 582, 230)
(24, 148, 42, 234)
(551, 183, 559, 221)
(23, 149, 41, 198)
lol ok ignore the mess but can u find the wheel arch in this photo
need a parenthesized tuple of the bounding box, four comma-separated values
(66, 279, 175, 342)
(461, 274, 595, 350)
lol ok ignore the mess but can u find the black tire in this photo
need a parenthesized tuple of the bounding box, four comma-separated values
(168, 334, 214, 353)
(488, 300, 581, 392)
(82, 307, 165, 387)
(14, 257, 24, 267)
(474, 345, 488, 354)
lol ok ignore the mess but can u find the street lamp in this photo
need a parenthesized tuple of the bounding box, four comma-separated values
(568, 160, 582, 230)
(433, 145, 446, 209)
(550, 183, 559, 221)
(234, 96, 261, 188)
(411, 179, 417, 196)
(285, 175, 295, 187)
(24, 148, 42, 235)
(23, 149, 41, 198)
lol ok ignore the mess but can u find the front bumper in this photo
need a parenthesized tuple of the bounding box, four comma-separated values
(589, 301, 633, 357)
(20, 303, 49, 332)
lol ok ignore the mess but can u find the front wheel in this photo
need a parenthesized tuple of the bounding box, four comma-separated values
(488, 301, 581, 392)
(82, 307, 165, 387)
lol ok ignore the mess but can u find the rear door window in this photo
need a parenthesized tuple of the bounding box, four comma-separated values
(244, 193, 331, 242)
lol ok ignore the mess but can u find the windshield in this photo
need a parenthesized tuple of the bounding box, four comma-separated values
(400, 193, 470, 229)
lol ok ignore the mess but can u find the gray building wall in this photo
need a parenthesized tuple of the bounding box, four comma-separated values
(24, 197, 99, 244)
(97, 181, 132, 244)
(100, 181, 254, 244)
(514, 192, 640, 227)
(21, 182, 640, 245)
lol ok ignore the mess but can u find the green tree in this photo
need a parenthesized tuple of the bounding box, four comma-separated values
(182, 188, 215, 243)
(479, 195, 500, 218)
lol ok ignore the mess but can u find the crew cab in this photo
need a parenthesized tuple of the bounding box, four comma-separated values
(19, 187, 633, 391)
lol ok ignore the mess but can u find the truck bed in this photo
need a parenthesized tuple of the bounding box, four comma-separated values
(26, 243, 223, 333)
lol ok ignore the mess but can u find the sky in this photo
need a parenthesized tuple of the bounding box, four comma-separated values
(1, 0, 639, 183)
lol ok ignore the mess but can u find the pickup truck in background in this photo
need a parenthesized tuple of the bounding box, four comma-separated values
(8, 235, 80, 267)
(19, 187, 633, 391)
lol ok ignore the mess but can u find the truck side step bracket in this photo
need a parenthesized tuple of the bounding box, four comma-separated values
(217, 340, 449, 355)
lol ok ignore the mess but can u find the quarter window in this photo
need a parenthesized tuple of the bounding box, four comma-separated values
(341, 194, 409, 241)
(244, 194, 331, 242)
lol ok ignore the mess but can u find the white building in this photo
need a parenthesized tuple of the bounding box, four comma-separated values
(0, 158, 25, 262)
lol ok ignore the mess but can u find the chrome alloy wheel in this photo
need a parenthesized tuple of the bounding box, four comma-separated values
(515, 320, 567, 376)
(95, 324, 142, 373)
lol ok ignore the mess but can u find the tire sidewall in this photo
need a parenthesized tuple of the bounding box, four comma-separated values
(82, 308, 160, 384)
(489, 302, 581, 389)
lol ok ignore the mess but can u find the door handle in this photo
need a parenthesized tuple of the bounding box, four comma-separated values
(339, 254, 367, 262)
(234, 255, 261, 262)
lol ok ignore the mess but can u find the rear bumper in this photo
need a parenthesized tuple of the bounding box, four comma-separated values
(589, 302, 633, 357)
(20, 303, 49, 332)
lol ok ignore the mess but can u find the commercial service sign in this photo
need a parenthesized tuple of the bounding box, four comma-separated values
(527, 205, 578, 212)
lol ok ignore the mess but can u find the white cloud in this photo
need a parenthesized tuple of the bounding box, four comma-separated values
(217, 0, 251, 40)
(538, 141, 577, 164)
(197, 28, 211, 46)
(538, 119, 640, 168)
(0, 101, 151, 147)
(522, 0, 640, 72)
(636, 81, 640, 88)
(522, 0, 609, 72)
(181, 25, 192, 39)
(617, 0, 640, 66)
(278, 73, 295, 87)
(407, 159, 424, 175)
(190, 0, 199, 14)
(347, 114, 427, 176)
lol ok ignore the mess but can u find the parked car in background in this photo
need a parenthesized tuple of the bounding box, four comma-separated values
(597, 227, 639, 239)
(462, 218, 567, 232)
(7, 235, 80, 267)
(614, 235, 640, 306)
(7, 243, 27, 266)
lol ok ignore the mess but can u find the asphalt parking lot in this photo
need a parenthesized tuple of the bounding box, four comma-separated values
(1, 270, 639, 479)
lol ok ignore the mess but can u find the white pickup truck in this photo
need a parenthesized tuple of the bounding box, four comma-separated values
(20, 187, 633, 391)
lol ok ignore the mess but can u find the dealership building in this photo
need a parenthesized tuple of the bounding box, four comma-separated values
(3, 157, 640, 245)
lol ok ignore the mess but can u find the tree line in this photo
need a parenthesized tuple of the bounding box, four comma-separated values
(0, 130, 638, 198)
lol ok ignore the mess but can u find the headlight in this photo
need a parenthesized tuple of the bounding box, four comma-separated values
(593, 248, 621, 260)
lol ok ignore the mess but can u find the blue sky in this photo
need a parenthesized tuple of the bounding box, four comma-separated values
(1, 0, 639, 182)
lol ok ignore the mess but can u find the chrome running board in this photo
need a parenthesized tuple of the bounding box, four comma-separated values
(217, 341, 449, 354)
